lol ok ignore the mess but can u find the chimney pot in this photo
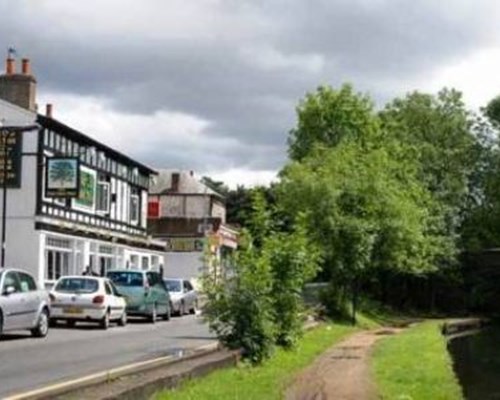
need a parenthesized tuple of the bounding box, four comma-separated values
(46, 103, 53, 118)
(5, 58, 15, 75)
(171, 172, 180, 192)
(21, 58, 31, 75)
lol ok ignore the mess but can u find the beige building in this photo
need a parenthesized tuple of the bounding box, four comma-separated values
(147, 170, 238, 283)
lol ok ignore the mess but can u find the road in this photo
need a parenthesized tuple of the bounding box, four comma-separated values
(0, 315, 215, 398)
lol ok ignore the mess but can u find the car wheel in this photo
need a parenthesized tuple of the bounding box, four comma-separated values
(100, 311, 110, 330)
(67, 320, 76, 328)
(149, 304, 157, 323)
(163, 304, 171, 321)
(31, 309, 49, 338)
(118, 311, 127, 327)
(0, 311, 4, 336)
(190, 300, 198, 315)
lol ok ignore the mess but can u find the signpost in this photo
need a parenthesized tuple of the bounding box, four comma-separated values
(0, 130, 22, 188)
(0, 122, 39, 268)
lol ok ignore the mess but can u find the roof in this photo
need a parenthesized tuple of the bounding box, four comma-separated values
(37, 115, 157, 176)
(0, 97, 37, 126)
(150, 169, 223, 198)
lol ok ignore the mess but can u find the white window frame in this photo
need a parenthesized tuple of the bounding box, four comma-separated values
(130, 194, 139, 224)
(96, 181, 111, 214)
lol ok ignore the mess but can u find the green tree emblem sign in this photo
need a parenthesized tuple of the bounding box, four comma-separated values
(49, 160, 76, 187)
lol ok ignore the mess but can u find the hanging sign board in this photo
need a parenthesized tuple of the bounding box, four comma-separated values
(45, 157, 80, 197)
(0, 131, 23, 188)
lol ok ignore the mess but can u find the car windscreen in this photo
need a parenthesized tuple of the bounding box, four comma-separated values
(164, 279, 182, 292)
(55, 278, 99, 294)
(107, 271, 144, 287)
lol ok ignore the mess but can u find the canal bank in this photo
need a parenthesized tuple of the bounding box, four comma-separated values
(447, 322, 500, 400)
(372, 320, 463, 400)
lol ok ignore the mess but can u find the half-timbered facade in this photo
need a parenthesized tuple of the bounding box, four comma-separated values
(0, 57, 165, 288)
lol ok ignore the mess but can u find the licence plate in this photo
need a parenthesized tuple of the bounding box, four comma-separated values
(63, 307, 83, 314)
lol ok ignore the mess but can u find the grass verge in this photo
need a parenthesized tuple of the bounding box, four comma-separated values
(372, 320, 463, 400)
(154, 322, 357, 400)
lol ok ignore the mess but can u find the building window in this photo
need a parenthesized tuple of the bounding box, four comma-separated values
(96, 181, 111, 213)
(130, 194, 139, 224)
(46, 250, 71, 281)
(148, 199, 160, 218)
(141, 256, 149, 271)
(46, 237, 72, 249)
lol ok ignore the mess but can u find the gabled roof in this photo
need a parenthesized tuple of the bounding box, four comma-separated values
(0, 97, 37, 126)
(151, 169, 223, 198)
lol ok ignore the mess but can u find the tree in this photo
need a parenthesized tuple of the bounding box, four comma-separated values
(379, 88, 479, 244)
(485, 95, 500, 126)
(49, 160, 76, 185)
(202, 191, 321, 361)
(202, 176, 229, 197)
(288, 84, 379, 161)
(279, 142, 450, 320)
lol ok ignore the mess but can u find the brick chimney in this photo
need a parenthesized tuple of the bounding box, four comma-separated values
(171, 172, 180, 192)
(0, 57, 37, 111)
(45, 103, 53, 118)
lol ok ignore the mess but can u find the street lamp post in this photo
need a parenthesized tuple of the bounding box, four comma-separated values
(0, 122, 40, 268)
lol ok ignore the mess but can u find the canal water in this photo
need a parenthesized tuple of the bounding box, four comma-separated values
(448, 325, 500, 399)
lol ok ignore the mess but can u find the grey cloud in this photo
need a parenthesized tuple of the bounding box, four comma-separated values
(0, 0, 498, 174)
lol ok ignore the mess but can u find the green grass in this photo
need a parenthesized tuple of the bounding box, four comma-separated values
(154, 322, 357, 400)
(372, 320, 464, 400)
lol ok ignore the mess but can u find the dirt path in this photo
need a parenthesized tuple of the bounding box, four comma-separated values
(286, 327, 402, 400)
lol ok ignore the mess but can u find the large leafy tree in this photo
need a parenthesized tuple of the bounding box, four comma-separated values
(288, 84, 379, 161)
(279, 143, 450, 318)
(379, 89, 479, 243)
(281, 85, 464, 317)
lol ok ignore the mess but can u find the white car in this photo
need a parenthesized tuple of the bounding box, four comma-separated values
(0, 268, 51, 338)
(49, 276, 127, 329)
(163, 278, 198, 316)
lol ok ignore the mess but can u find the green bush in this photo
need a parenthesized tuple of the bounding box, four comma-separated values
(202, 194, 320, 363)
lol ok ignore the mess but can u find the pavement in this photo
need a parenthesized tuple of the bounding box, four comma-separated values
(0, 315, 215, 399)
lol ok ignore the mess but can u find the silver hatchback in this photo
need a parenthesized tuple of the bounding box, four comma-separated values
(0, 268, 50, 338)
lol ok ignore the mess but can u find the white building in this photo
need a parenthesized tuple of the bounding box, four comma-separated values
(0, 57, 165, 288)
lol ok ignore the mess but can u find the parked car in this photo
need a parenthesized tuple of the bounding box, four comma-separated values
(0, 268, 50, 338)
(164, 278, 198, 316)
(107, 270, 171, 322)
(49, 276, 127, 329)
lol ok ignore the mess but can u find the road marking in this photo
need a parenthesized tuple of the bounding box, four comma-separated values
(5, 341, 219, 400)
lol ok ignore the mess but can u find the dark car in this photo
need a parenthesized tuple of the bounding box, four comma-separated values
(107, 269, 171, 322)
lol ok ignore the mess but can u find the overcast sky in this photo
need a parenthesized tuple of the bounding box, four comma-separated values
(1, 0, 499, 187)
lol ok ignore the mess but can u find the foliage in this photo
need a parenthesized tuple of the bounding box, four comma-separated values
(288, 84, 379, 161)
(372, 321, 464, 400)
(485, 94, 500, 127)
(379, 89, 480, 245)
(155, 323, 357, 400)
(201, 176, 229, 197)
(202, 229, 276, 364)
(279, 142, 450, 318)
(265, 215, 321, 347)
(202, 191, 321, 362)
